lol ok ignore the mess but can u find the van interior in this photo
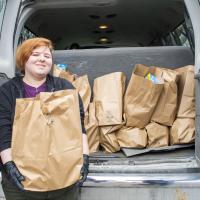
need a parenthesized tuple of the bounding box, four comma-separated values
(21, 0, 193, 49)
(17, 0, 196, 173)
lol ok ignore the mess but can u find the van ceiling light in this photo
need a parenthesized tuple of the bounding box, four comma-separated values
(96, 37, 112, 44)
(99, 25, 109, 29)
(99, 37, 109, 43)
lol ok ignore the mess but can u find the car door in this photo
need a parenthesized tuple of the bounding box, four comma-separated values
(0, 0, 21, 79)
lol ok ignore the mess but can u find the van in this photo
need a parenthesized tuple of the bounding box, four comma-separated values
(0, 0, 200, 199)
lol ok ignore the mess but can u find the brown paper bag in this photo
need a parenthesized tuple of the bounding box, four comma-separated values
(124, 64, 164, 128)
(175, 65, 195, 118)
(116, 127, 147, 148)
(93, 72, 126, 126)
(151, 68, 178, 126)
(100, 122, 125, 135)
(85, 103, 100, 153)
(72, 75, 91, 113)
(53, 65, 75, 82)
(12, 90, 83, 191)
(146, 122, 169, 148)
(100, 128, 120, 153)
(99, 121, 125, 152)
(170, 118, 195, 145)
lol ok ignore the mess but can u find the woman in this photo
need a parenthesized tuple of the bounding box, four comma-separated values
(0, 37, 89, 200)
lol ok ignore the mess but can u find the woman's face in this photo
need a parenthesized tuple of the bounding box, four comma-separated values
(24, 46, 53, 79)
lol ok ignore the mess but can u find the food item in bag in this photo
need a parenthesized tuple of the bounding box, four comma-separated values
(124, 64, 164, 128)
(56, 63, 68, 70)
(145, 73, 159, 83)
(53, 64, 76, 82)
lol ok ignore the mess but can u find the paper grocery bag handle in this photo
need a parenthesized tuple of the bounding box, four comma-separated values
(41, 98, 69, 114)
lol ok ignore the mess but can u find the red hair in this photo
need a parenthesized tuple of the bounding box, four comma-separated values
(16, 37, 53, 71)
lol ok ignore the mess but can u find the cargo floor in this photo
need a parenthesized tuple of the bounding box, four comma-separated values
(89, 146, 198, 173)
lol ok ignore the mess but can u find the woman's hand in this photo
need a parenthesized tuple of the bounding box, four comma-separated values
(3, 161, 25, 191)
(77, 154, 89, 186)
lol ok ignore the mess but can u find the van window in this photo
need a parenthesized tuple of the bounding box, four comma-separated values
(18, 26, 36, 45)
(0, 0, 6, 36)
(163, 23, 191, 47)
(176, 24, 190, 47)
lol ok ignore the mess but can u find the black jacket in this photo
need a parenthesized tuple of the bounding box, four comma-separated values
(0, 74, 86, 154)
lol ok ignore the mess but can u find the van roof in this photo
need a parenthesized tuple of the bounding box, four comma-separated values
(25, 0, 184, 49)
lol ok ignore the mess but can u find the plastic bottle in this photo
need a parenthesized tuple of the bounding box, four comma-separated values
(56, 63, 68, 71)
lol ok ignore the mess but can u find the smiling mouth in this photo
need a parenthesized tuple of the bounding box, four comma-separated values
(36, 64, 46, 67)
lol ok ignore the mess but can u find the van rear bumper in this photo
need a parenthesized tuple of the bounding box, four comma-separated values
(84, 172, 200, 187)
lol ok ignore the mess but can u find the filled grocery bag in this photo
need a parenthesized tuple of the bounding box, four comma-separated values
(151, 67, 179, 126)
(12, 90, 83, 191)
(93, 72, 126, 126)
(124, 64, 164, 128)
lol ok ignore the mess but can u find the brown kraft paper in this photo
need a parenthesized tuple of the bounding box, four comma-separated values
(85, 103, 100, 153)
(124, 64, 164, 128)
(170, 118, 195, 145)
(175, 65, 195, 118)
(100, 122, 125, 135)
(12, 90, 83, 191)
(146, 122, 169, 148)
(53, 64, 75, 82)
(116, 127, 147, 148)
(100, 128, 120, 153)
(151, 68, 178, 126)
(93, 72, 126, 126)
(151, 68, 179, 126)
(72, 75, 91, 113)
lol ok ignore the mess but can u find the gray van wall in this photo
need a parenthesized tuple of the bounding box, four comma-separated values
(53, 46, 194, 86)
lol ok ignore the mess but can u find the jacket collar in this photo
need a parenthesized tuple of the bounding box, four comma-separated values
(11, 74, 56, 97)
